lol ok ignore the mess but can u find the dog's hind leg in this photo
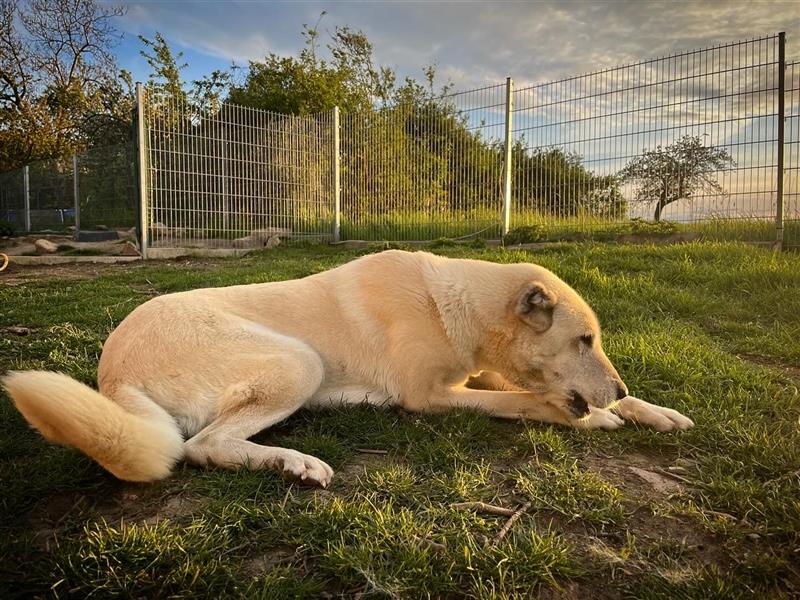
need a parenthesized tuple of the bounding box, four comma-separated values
(183, 349, 334, 487)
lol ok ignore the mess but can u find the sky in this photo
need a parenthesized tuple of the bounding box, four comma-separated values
(112, 0, 800, 91)
(109, 1, 799, 221)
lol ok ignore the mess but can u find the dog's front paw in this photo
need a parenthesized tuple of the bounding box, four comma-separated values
(615, 396, 694, 432)
(280, 450, 334, 487)
(572, 406, 625, 430)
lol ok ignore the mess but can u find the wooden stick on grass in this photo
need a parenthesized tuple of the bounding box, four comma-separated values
(450, 502, 516, 517)
(492, 502, 532, 545)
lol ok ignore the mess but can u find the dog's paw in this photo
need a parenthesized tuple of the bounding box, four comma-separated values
(616, 396, 694, 432)
(573, 406, 625, 430)
(280, 450, 334, 487)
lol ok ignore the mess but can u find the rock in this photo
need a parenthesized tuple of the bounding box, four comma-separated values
(119, 227, 137, 241)
(628, 466, 684, 494)
(119, 241, 141, 257)
(251, 227, 291, 241)
(232, 229, 290, 249)
(232, 235, 258, 249)
(95, 224, 108, 231)
(6, 326, 30, 336)
(34, 239, 58, 254)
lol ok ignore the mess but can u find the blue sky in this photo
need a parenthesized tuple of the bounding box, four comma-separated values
(112, 0, 800, 91)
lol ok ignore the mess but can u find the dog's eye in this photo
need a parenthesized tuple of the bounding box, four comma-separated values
(579, 334, 594, 347)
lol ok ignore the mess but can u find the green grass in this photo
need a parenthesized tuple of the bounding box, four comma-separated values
(1, 242, 800, 598)
(337, 206, 800, 247)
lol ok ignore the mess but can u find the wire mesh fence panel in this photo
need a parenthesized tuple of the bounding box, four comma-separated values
(786, 61, 800, 249)
(0, 168, 25, 230)
(340, 84, 507, 240)
(27, 157, 75, 231)
(512, 34, 784, 243)
(143, 91, 335, 250)
(77, 143, 137, 231)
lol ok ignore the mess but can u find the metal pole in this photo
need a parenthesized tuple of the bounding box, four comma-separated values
(72, 153, 80, 236)
(23, 165, 30, 232)
(502, 77, 514, 237)
(333, 106, 341, 242)
(776, 32, 786, 250)
(136, 82, 149, 259)
(221, 123, 229, 232)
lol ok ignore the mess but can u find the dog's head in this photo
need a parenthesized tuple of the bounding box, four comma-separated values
(486, 271, 627, 415)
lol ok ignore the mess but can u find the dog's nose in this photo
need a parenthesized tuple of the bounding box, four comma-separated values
(616, 383, 628, 400)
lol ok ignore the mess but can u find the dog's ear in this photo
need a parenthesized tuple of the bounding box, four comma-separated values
(516, 282, 557, 332)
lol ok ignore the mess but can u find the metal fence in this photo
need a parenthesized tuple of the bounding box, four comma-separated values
(134, 32, 798, 255)
(510, 33, 797, 246)
(0, 143, 136, 234)
(3, 33, 798, 253)
(339, 84, 508, 240)
(139, 87, 335, 252)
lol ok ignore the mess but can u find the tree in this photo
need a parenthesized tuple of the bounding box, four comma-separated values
(227, 16, 393, 114)
(0, 0, 127, 170)
(618, 135, 734, 222)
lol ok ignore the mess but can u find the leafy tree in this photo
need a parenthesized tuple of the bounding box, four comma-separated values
(618, 135, 734, 222)
(0, 0, 127, 170)
(139, 32, 188, 110)
(227, 15, 393, 114)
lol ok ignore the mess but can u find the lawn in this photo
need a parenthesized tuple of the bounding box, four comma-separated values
(1, 242, 799, 599)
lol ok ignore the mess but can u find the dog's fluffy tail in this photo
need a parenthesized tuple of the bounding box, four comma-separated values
(2, 371, 183, 481)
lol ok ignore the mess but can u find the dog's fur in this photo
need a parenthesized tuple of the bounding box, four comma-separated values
(2, 250, 693, 486)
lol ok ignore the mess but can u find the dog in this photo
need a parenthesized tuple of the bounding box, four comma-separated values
(2, 250, 693, 487)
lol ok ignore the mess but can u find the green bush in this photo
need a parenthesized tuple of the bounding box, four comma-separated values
(503, 225, 544, 245)
(0, 219, 16, 237)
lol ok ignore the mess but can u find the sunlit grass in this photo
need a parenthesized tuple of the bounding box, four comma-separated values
(1, 241, 799, 597)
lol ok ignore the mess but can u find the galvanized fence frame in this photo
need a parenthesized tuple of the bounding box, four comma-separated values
(786, 59, 800, 244)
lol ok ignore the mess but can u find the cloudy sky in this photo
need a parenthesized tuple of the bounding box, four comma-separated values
(113, 0, 800, 90)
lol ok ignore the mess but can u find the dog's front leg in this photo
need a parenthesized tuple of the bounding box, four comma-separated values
(613, 396, 694, 431)
(413, 388, 625, 430)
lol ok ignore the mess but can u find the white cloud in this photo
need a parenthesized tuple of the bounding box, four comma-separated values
(117, 0, 800, 89)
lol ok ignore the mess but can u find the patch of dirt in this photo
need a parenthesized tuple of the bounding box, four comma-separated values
(90, 482, 210, 526)
(578, 452, 734, 573)
(0, 261, 115, 285)
(0, 255, 233, 285)
(29, 490, 88, 551)
(241, 545, 298, 578)
(582, 453, 691, 503)
(28, 478, 210, 553)
(738, 353, 800, 382)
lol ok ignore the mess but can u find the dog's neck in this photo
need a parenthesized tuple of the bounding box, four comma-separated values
(423, 257, 512, 375)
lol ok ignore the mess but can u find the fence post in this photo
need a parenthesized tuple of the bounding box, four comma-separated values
(502, 77, 514, 237)
(135, 82, 149, 259)
(332, 106, 341, 243)
(775, 32, 786, 250)
(22, 165, 30, 232)
(72, 154, 80, 236)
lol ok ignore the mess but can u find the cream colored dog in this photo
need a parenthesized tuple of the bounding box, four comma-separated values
(2, 250, 693, 487)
